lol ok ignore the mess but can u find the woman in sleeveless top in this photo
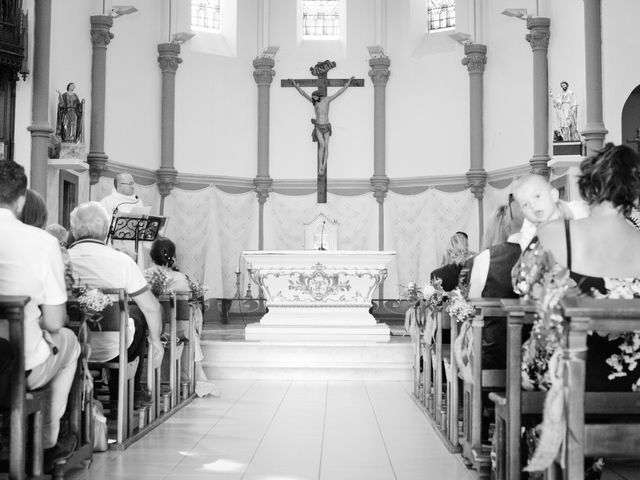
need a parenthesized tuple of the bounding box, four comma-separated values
(145, 237, 220, 397)
(513, 144, 640, 392)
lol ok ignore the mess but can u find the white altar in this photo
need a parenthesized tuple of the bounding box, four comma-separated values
(242, 250, 396, 340)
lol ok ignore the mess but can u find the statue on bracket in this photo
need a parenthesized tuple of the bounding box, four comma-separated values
(549, 81, 579, 142)
(56, 82, 84, 144)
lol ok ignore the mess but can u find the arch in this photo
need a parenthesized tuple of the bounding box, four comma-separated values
(621, 85, 640, 152)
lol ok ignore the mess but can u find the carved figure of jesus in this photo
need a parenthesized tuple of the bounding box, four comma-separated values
(290, 76, 354, 175)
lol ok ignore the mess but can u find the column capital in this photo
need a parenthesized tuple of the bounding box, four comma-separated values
(368, 56, 391, 86)
(253, 57, 276, 86)
(370, 175, 390, 203)
(526, 17, 551, 51)
(529, 155, 551, 177)
(156, 166, 179, 197)
(254, 175, 273, 204)
(90, 15, 114, 47)
(465, 168, 487, 200)
(581, 124, 608, 157)
(87, 152, 108, 185)
(157, 43, 183, 73)
(462, 44, 487, 74)
(27, 123, 54, 138)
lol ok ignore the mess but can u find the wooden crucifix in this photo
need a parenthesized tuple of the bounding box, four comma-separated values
(282, 60, 364, 203)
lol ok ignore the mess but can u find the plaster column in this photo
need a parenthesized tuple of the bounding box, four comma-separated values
(253, 56, 275, 249)
(27, 0, 54, 197)
(462, 44, 488, 247)
(156, 43, 182, 214)
(88, 15, 114, 184)
(526, 17, 551, 176)
(368, 55, 390, 251)
(582, 0, 608, 156)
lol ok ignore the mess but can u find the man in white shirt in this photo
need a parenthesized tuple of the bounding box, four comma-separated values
(100, 172, 144, 220)
(68, 201, 163, 406)
(0, 161, 80, 471)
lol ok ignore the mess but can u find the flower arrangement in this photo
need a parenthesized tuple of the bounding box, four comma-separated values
(421, 277, 447, 313)
(77, 287, 114, 316)
(446, 288, 475, 323)
(73, 287, 114, 333)
(399, 282, 422, 303)
(187, 277, 209, 301)
(145, 267, 170, 297)
(513, 241, 578, 391)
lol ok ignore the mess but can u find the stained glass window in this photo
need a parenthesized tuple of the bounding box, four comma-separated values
(428, 0, 455, 32)
(303, 0, 339, 37)
(191, 0, 221, 31)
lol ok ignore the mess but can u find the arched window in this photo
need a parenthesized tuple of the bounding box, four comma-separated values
(427, 0, 455, 33)
(191, 0, 221, 31)
(303, 0, 339, 37)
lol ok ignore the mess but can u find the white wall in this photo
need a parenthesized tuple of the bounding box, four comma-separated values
(11, 0, 640, 185)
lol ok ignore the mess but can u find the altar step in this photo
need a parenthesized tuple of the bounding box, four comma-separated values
(200, 331, 413, 381)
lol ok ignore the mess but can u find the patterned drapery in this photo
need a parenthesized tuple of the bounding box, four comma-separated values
(385, 188, 478, 297)
(91, 177, 493, 300)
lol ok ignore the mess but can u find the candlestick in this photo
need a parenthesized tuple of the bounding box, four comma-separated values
(234, 271, 242, 298)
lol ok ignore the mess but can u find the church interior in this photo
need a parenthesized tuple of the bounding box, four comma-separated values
(2, 0, 640, 478)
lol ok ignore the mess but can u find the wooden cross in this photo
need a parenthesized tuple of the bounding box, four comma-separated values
(282, 60, 364, 203)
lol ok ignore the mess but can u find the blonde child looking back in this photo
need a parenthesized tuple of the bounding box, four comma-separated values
(513, 173, 589, 247)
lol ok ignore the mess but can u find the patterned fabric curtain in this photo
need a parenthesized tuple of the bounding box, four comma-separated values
(385, 188, 478, 297)
(92, 177, 486, 300)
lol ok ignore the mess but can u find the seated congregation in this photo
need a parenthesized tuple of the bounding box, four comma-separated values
(408, 143, 640, 479)
(0, 161, 217, 478)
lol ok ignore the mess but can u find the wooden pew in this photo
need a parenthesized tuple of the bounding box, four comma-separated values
(158, 294, 180, 411)
(429, 306, 463, 452)
(406, 304, 422, 400)
(490, 298, 538, 480)
(422, 300, 442, 418)
(446, 305, 460, 449)
(85, 289, 138, 449)
(60, 298, 95, 476)
(431, 308, 453, 436)
(492, 298, 640, 480)
(418, 302, 433, 412)
(175, 291, 195, 400)
(459, 298, 507, 478)
(557, 297, 640, 480)
(0, 295, 48, 480)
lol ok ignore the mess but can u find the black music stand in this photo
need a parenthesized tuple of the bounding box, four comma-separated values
(107, 213, 167, 262)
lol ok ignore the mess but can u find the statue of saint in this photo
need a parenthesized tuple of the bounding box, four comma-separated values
(549, 81, 579, 142)
(56, 82, 84, 143)
(290, 76, 354, 175)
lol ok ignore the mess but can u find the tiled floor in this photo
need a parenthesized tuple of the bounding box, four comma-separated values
(65, 380, 476, 480)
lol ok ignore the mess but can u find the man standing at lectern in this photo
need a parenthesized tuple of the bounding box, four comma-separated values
(101, 172, 144, 219)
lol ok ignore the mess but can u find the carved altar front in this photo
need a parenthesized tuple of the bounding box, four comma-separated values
(242, 250, 395, 340)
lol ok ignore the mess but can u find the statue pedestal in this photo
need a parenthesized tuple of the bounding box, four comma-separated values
(553, 141, 583, 156)
(242, 250, 395, 341)
(48, 142, 88, 171)
(60, 142, 86, 159)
